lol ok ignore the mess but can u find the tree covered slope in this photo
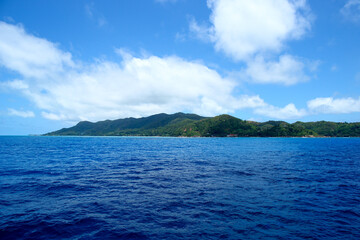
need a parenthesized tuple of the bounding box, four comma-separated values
(45, 113, 360, 137)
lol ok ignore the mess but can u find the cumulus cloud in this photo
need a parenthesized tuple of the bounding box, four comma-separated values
(253, 96, 360, 119)
(341, 0, 360, 22)
(307, 97, 360, 114)
(192, 0, 311, 60)
(35, 55, 245, 121)
(1, 21, 283, 121)
(5, 53, 275, 120)
(254, 103, 307, 119)
(5, 21, 346, 122)
(0, 22, 74, 79)
(8, 108, 35, 118)
(235, 95, 266, 109)
(190, 0, 313, 85)
(244, 55, 311, 85)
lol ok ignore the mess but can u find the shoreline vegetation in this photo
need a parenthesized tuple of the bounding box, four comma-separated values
(44, 112, 360, 137)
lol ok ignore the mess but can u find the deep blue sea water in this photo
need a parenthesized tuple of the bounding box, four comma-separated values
(0, 136, 359, 240)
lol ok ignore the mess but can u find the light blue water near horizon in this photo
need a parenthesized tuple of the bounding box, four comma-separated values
(0, 136, 359, 239)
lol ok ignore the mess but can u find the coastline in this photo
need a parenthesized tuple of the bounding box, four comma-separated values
(37, 135, 359, 138)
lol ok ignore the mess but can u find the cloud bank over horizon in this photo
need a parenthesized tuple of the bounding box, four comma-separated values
(0, 21, 292, 122)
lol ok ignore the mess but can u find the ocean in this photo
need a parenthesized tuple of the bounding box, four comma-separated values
(0, 136, 359, 239)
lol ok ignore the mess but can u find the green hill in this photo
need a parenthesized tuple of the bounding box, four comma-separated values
(45, 112, 360, 137)
(45, 112, 206, 136)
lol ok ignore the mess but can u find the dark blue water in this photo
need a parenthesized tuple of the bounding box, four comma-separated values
(0, 137, 359, 239)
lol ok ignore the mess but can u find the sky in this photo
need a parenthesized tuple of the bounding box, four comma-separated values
(0, 0, 360, 135)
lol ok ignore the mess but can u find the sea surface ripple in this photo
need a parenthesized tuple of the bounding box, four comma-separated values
(0, 136, 359, 239)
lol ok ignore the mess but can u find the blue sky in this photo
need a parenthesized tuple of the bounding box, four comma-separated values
(1, 0, 360, 135)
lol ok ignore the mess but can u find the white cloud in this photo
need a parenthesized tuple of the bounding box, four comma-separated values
(307, 97, 360, 114)
(34, 55, 244, 120)
(254, 103, 307, 119)
(192, 0, 311, 61)
(0, 22, 74, 79)
(235, 95, 266, 108)
(17, 54, 274, 121)
(1, 21, 279, 122)
(190, 0, 314, 85)
(1, 80, 29, 90)
(8, 108, 35, 118)
(41, 112, 67, 121)
(341, 0, 360, 22)
(189, 18, 212, 42)
(244, 55, 311, 85)
(256, 96, 360, 119)
(4, 21, 340, 122)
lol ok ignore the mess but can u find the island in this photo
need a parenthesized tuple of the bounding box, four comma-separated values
(44, 112, 360, 137)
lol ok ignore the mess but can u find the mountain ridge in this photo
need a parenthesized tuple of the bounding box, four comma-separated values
(45, 112, 360, 137)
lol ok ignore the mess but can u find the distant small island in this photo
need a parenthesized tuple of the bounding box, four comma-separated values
(44, 112, 360, 137)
